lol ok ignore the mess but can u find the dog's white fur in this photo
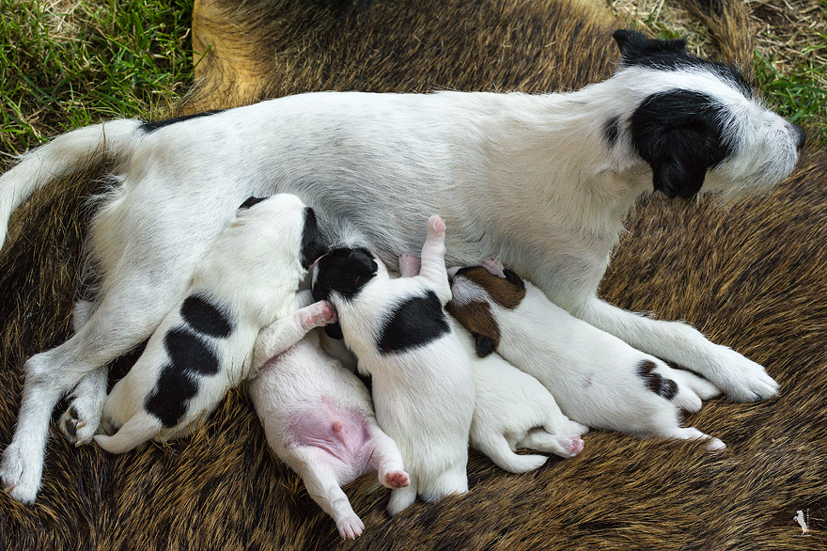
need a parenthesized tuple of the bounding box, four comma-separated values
(0, 33, 802, 502)
(449, 263, 725, 450)
(88, 194, 324, 452)
(249, 296, 407, 540)
(312, 216, 475, 516)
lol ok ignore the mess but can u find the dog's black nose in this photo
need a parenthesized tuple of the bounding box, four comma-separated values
(791, 123, 806, 151)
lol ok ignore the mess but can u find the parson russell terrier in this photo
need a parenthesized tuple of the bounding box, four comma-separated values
(397, 254, 587, 473)
(72, 195, 328, 452)
(447, 262, 725, 450)
(249, 293, 408, 540)
(0, 31, 804, 502)
(310, 215, 475, 516)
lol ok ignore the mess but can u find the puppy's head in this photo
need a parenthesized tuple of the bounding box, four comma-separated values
(608, 30, 804, 200)
(446, 265, 526, 357)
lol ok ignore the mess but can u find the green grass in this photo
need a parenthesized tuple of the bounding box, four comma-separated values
(0, 0, 194, 159)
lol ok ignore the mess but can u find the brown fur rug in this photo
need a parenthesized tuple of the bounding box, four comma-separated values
(2, 0, 826, 549)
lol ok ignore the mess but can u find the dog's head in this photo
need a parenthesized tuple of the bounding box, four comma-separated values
(608, 30, 804, 200)
(446, 265, 526, 358)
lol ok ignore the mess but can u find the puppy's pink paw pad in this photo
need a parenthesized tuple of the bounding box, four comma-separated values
(384, 470, 410, 488)
(427, 214, 446, 236)
(482, 259, 506, 278)
(560, 436, 584, 457)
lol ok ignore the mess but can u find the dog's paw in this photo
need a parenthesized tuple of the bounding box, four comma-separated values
(336, 513, 365, 539)
(482, 259, 506, 278)
(0, 442, 41, 505)
(398, 254, 420, 277)
(59, 404, 100, 446)
(708, 347, 778, 402)
(381, 470, 410, 489)
(427, 214, 445, 238)
(303, 301, 337, 329)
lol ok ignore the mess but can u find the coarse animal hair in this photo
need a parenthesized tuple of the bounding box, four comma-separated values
(1, 0, 825, 549)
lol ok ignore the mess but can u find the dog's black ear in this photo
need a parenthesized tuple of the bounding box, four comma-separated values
(324, 322, 344, 340)
(502, 268, 525, 290)
(472, 332, 496, 358)
(613, 29, 688, 67)
(630, 90, 733, 199)
(238, 196, 267, 210)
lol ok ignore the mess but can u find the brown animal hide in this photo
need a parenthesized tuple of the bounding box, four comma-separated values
(2, 0, 825, 549)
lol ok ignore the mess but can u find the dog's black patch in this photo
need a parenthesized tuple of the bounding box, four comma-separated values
(377, 291, 451, 354)
(630, 89, 733, 199)
(311, 247, 378, 302)
(164, 327, 220, 376)
(180, 295, 234, 339)
(502, 268, 525, 290)
(603, 115, 621, 148)
(472, 332, 497, 358)
(300, 207, 329, 270)
(637, 360, 679, 400)
(238, 196, 267, 210)
(145, 364, 198, 427)
(612, 29, 752, 98)
(139, 109, 226, 134)
(324, 322, 344, 340)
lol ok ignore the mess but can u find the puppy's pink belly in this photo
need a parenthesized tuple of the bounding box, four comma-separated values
(289, 404, 373, 471)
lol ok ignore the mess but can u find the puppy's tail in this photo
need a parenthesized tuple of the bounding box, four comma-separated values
(386, 477, 417, 516)
(0, 118, 141, 251)
(93, 413, 161, 454)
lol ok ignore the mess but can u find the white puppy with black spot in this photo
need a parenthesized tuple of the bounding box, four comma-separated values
(397, 254, 587, 473)
(87, 194, 330, 452)
(310, 215, 474, 516)
(0, 31, 803, 502)
(448, 262, 725, 450)
(249, 292, 409, 540)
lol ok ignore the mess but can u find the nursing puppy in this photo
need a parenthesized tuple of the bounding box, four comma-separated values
(249, 298, 408, 540)
(447, 263, 725, 450)
(397, 253, 586, 473)
(310, 215, 475, 516)
(0, 32, 804, 502)
(87, 194, 329, 451)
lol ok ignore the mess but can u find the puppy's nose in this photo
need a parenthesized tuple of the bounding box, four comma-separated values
(791, 123, 806, 151)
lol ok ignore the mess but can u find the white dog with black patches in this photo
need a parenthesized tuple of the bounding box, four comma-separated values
(310, 215, 475, 516)
(249, 294, 408, 540)
(0, 31, 804, 502)
(86, 194, 330, 452)
(447, 262, 725, 450)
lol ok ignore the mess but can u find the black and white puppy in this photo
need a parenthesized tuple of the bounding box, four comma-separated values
(447, 263, 725, 451)
(249, 292, 408, 540)
(0, 32, 803, 502)
(90, 194, 329, 452)
(310, 215, 475, 516)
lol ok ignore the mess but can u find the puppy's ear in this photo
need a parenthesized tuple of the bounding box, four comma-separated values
(502, 269, 525, 291)
(472, 332, 497, 358)
(630, 90, 733, 199)
(238, 196, 267, 210)
(325, 322, 344, 340)
(612, 29, 688, 67)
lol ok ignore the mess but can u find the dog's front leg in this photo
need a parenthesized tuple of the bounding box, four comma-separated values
(574, 296, 778, 402)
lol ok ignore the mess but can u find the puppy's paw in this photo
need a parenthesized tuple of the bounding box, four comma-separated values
(303, 301, 337, 329)
(336, 514, 365, 539)
(382, 470, 410, 489)
(705, 437, 726, 452)
(708, 347, 779, 402)
(0, 442, 41, 504)
(427, 214, 446, 238)
(482, 259, 506, 278)
(398, 254, 420, 277)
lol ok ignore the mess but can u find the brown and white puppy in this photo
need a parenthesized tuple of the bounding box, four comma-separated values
(249, 292, 408, 540)
(310, 215, 475, 516)
(447, 263, 725, 451)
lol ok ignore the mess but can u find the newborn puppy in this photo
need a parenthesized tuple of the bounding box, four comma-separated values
(447, 262, 725, 451)
(398, 255, 586, 473)
(311, 215, 475, 516)
(249, 297, 409, 540)
(91, 194, 329, 452)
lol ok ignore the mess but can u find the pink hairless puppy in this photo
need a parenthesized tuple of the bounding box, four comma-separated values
(248, 291, 409, 540)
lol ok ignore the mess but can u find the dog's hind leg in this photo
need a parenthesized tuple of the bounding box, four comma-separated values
(93, 413, 162, 454)
(59, 367, 108, 446)
(417, 215, 451, 304)
(475, 435, 548, 473)
(386, 478, 418, 516)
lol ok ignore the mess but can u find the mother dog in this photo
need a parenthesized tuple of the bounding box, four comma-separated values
(0, 30, 804, 503)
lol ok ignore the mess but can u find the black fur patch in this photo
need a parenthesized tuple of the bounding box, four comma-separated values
(472, 332, 496, 358)
(630, 90, 733, 199)
(164, 327, 220, 376)
(139, 109, 226, 133)
(377, 291, 450, 354)
(300, 207, 329, 270)
(144, 364, 198, 428)
(180, 295, 234, 338)
(612, 30, 752, 98)
(311, 247, 377, 302)
(238, 196, 267, 210)
(637, 360, 679, 400)
(603, 115, 620, 147)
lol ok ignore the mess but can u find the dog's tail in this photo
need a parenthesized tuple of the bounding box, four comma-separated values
(386, 476, 418, 516)
(0, 118, 141, 251)
(93, 412, 162, 454)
